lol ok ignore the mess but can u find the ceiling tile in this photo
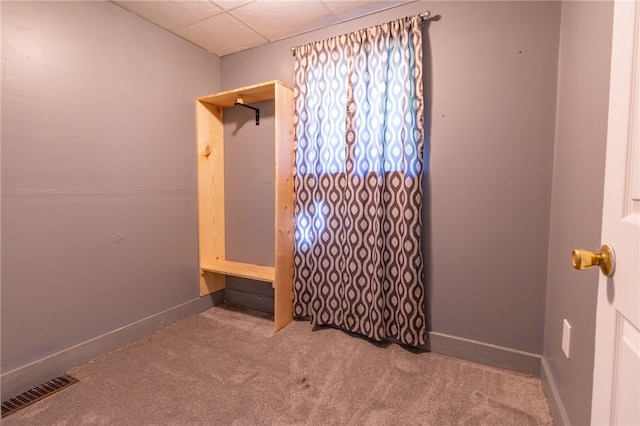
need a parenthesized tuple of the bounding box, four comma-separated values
(230, 0, 339, 41)
(323, 1, 414, 22)
(113, 1, 223, 30)
(174, 12, 269, 56)
(111, 0, 419, 57)
(210, 0, 255, 10)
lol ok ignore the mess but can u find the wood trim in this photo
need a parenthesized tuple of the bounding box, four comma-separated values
(202, 260, 275, 283)
(196, 101, 226, 296)
(199, 270, 226, 296)
(273, 83, 295, 332)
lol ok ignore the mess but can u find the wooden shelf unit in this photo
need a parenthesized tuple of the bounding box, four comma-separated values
(195, 80, 295, 332)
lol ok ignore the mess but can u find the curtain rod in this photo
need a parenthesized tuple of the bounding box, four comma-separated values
(290, 10, 431, 56)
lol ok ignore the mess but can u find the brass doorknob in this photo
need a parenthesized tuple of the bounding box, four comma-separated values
(571, 245, 615, 277)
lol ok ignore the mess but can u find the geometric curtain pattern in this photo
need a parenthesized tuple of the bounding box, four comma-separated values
(293, 16, 426, 346)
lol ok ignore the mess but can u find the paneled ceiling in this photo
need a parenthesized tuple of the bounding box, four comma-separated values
(111, 1, 415, 57)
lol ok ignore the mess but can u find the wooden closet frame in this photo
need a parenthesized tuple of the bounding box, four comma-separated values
(195, 80, 295, 332)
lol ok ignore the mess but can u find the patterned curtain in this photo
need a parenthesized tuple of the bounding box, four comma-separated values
(293, 16, 426, 346)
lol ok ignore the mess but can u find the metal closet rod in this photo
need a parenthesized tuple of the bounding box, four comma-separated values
(290, 10, 432, 56)
(234, 97, 260, 125)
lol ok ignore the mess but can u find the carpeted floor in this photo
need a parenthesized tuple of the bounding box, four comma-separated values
(4, 305, 553, 425)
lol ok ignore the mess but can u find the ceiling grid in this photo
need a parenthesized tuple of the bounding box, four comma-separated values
(111, 0, 415, 56)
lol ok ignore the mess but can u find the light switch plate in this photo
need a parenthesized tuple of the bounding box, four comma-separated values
(562, 319, 571, 359)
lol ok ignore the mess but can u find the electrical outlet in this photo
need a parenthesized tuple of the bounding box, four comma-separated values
(562, 319, 571, 359)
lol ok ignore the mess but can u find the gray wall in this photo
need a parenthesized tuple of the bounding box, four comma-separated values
(1, 1, 220, 398)
(543, 2, 614, 425)
(221, 1, 561, 357)
(1, 3, 612, 421)
(224, 101, 276, 267)
(223, 100, 276, 313)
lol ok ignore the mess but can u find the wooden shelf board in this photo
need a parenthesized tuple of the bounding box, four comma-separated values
(197, 80, 292, 108)
(201, 260, 275, 283)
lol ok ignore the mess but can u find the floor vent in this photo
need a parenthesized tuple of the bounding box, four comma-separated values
(1, 375, 79, 418)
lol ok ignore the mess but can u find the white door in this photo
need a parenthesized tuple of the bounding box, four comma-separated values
(590, 0, 640, 424)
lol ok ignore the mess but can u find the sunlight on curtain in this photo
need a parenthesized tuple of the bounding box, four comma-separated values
(293, 15, 426, 346)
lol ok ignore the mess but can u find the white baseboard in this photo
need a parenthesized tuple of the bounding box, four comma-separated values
(1, 292, 223, 401)
(429, 331, 542, 376)
(540, 358, 571, 426)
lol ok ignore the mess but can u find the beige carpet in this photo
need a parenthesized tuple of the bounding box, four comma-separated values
(4, 305, 553, 425)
